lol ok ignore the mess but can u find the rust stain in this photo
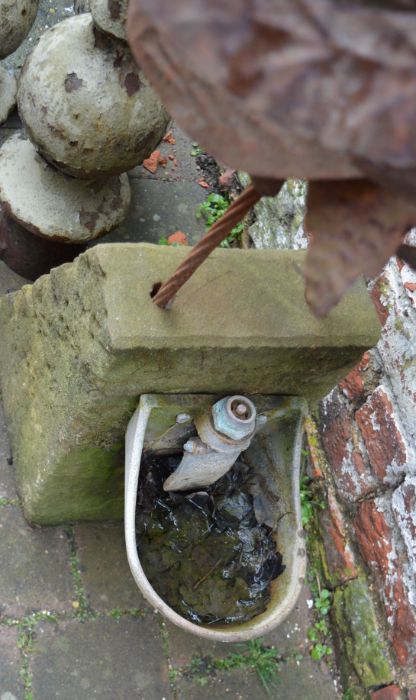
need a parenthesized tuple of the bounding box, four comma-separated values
(64, 73, 84, 93)
(108, 0, 121, 20)
(124, 72, 140, 96)
(79, 209, 99, 233)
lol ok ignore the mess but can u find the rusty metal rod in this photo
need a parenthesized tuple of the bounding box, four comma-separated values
(152, 183, 261, 308)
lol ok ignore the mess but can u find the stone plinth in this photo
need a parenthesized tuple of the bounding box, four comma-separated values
(0, 243, 379, 523)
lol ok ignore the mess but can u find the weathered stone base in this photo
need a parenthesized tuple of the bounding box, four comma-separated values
(0, 243, 379, 523)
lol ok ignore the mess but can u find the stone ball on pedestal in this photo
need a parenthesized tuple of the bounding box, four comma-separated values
(18, 14, 170, 179)
(90, 0, 127, 42)
(0, 133, 131, 279)
(0, 66, 17, 124)
(0, 0, 39, 59)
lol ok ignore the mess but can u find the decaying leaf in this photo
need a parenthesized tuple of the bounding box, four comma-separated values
(127, 0, 416, 191)
(304, 180, 416, 317)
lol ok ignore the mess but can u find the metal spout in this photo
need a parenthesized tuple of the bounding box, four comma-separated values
(163, 395, 256, 492)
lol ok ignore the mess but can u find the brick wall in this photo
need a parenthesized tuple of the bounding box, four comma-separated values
(315, 238, 416, 697)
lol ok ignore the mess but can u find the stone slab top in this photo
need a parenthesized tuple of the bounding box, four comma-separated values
(92, 242, 380, 352)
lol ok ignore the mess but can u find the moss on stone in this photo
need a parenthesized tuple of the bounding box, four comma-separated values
(332, 578, 394, 689)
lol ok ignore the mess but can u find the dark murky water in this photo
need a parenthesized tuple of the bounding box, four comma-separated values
(135, 453, 285, 625)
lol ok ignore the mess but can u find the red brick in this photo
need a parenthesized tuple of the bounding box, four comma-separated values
(390, 577, 416, 668)
(355, 499, 392, 580)
(370, 275, 389, 326)
(392, 479, 416, 566)
(355, 500, 416, 670)
(321, 398, 375, 501)
(319, 488, 358, 585)
(370, 686, 403, 700)
(408, 689, 416, 700)
(356, 387, 407, 482)
(339, 352, 369, 402)
(321, 403, 351, 471)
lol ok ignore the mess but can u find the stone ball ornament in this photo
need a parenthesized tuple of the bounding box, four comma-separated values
(0, 0, 39, 59)
(90, 0, 127, 42)
(0, 66, 17, 125)
(17, 14, 170, 179)
(0, 133, 131, 278)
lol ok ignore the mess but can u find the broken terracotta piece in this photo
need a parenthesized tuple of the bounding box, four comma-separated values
(167, 231, 188, 246)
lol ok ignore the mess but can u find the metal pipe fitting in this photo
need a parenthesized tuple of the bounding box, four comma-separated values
(163, 395, 257, 492)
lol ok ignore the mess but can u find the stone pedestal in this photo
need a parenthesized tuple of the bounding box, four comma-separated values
(0, 243, 380, 523)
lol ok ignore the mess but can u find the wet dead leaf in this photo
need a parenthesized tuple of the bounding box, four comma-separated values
(304, 180, 416, 317)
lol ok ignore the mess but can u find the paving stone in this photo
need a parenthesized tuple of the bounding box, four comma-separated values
(75, 522, 146, 612)
(31, 615, 170, 700)
(0, 402, 17, 501)
(165, 585, 312, 669)
(100, 178, 207, 246)
(174, 655, 340, 700)
(166, 585, 341, 700)
(0, 627, 24, 699)
(130, 124, 204, 185)
(0, 507, 73, 616)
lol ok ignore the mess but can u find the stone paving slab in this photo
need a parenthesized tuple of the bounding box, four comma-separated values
(0, 403, 16, 501)
(75, 522, 146, 612)
(101, 178, 206, 246)
(129, 123, 206, 185)
(0, 506, 73, 617)
(0, 627, 24, 700)
(31, 615, 170, 700)
(174, 656, 339, 700)
(165, 584, 340, 699)
(165, 585, 313, 670)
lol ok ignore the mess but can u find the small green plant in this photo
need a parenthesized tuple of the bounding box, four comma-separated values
(168, 668, 180, 683)
(310, 643, 332, 661)
(191, 143, 203, 157)
(0, 497, 19, 506)
(16, 611, 58, 700)
(314, 588, 331, 616)
(300, 476, 326, 527)
(307, 587, 333, 662)
(196, 192, 244, 247)
(342, 689, 358, 700)
(187, 640, 280, 693)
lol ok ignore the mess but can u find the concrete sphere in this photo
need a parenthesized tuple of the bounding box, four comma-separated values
(0, 0, 39, 59)
(18, 14, 170, 179)
(90, 0, 127, 42)
(74, 0, 91, 13)
(0, 66, 17, 125)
